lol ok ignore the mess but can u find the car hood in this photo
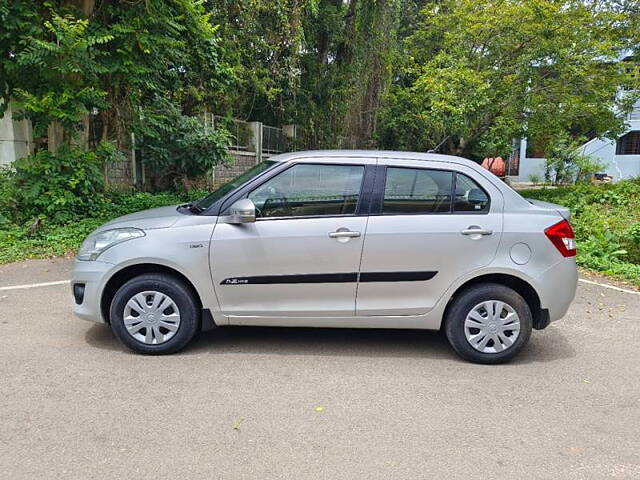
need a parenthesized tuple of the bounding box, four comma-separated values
(98, 205, 184, 231)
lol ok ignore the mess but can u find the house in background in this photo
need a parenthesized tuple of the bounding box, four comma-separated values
(515, 98, 640, 182)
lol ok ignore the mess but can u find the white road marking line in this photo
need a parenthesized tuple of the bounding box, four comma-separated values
(0, 280, 70, 291)
(579, 278, 640, 296)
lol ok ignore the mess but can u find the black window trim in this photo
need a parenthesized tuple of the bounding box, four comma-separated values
(370, 165, 491, 216)
(220, 161, 376, 222)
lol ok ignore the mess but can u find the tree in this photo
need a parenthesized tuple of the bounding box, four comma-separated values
(0, 0, 231, 173)
(378, 0, 640, 159)
(207, 0, 402, 148)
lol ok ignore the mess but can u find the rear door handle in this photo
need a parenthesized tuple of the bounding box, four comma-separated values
(461, 227, 493, 236)
(328, 230, 361, 238)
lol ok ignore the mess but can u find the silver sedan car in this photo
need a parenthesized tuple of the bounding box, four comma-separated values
(72, 151, 577, 363)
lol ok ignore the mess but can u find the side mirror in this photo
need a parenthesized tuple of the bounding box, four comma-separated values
(222, 198, 256, 224)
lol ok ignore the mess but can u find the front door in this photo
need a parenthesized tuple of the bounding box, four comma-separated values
(210, 160, 371, 320)
(356, 161, 503, 316)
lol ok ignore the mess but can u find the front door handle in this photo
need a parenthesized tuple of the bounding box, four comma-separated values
(461, 227, 493, 236)
(329, 230, 361, 238)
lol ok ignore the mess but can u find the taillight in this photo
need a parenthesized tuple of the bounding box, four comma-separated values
(545, 219, 576, 257)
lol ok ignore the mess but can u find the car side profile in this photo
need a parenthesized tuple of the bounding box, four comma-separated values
(72, 150, 578, 363)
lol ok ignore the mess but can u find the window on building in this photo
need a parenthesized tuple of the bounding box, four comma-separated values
(616, 131, 640, 155)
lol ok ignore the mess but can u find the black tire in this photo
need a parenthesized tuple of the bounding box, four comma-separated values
(444, 283, 532, 364)
(110, 273, 200, 355)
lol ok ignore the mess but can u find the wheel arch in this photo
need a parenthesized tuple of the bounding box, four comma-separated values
(100, 263, 204, 326)
(443, 273, 547, 330)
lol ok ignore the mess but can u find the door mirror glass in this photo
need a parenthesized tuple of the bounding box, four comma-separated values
(223, 198, 256, 224)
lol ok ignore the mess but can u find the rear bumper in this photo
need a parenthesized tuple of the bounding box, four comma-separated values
(534, 258, 578, 322)
(71, 259, 114, 324)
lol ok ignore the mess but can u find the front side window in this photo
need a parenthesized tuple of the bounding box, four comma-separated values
(196, 161, 276, 210)
(383, 168, 453, 214)
(248, 163, 364, 218)
(453, 173, 490, 212)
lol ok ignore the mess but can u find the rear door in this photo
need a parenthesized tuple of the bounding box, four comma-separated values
(210, 159, 374, 320)
(356, 160, 503, 316)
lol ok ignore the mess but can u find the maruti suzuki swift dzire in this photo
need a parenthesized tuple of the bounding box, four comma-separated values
(72, 151, 577, 363)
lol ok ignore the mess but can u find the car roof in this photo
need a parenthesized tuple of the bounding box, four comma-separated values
(268, 150, 532, 210)
(269, 150, 479, 167)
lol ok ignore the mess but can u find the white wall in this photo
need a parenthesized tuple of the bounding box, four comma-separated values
(0, 102, 34, 166)
(517, 117, 640, 182)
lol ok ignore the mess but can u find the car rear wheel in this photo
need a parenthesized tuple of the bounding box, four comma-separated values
(444, 283, 532, 364)
(110, 273, 199, 354)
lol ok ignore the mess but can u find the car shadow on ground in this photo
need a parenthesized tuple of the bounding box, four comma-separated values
(84, 323, 575, 364)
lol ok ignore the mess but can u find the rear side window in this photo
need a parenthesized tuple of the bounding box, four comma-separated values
(383, 168, 453, 214)
(454, 173, 490, 212)
(248, 163, 364, 218)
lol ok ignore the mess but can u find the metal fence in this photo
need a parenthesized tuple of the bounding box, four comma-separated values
(206, 114, 253, 152)
(262, 124, 287, 154)
(204, 114, 288, 155)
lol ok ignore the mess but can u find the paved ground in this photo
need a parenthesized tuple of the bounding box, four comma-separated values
(0, 259, 639, 479)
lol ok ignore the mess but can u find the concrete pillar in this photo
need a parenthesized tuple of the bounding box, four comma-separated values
(249, 121, 263, 164)
(0, 101, 34, 165)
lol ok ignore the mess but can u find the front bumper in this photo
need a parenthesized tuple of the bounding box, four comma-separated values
(71, 259, 114, 323)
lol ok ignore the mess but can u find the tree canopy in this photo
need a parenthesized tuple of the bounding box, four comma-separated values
(1, 0, 639, 167)
(378, 0, 640, 159)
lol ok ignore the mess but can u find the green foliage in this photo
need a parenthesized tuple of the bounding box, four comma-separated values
(0, 190, 192, 264)
(9, 146, 106, 224)
(528, 173, 542, 185)
(7, 9, 110, 137)
(522, 179, 640, 286)
(135, 97, 231, 185)
(544, 133, 604, 185)
(378, 0, 640, 159)
(1, 0, 230, 164)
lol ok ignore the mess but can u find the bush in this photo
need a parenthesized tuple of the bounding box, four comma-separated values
(522, 178, 640, 286)
(0, 166, 17, 228)
(136, 97, 231, 189)
(10, 146, 106, 224)
(544, 133, 604, 185)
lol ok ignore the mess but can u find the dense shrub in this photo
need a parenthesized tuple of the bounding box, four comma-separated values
(9, 146, 106, 224)
(522, 178, 640, 285)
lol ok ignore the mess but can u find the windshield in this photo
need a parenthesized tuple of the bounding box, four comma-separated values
(195, 161, 277, 211)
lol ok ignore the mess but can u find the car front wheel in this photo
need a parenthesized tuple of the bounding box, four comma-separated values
(110, 273, 200, 354)
(444, 283, 532, 364)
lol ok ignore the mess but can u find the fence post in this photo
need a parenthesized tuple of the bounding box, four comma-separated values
(249, 121, 263, 164)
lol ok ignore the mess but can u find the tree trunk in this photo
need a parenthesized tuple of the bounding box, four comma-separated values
(47, 121, 65, 153)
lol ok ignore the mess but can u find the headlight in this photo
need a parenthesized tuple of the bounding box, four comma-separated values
(77, 228, 145, 261)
